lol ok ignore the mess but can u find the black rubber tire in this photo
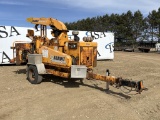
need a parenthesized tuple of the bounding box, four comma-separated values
(27, 65, 42, 84)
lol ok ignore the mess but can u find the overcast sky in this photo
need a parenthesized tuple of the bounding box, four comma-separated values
(0, 0, 160, 27)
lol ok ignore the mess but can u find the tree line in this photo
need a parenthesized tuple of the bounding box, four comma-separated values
(65, 8, 160, 45)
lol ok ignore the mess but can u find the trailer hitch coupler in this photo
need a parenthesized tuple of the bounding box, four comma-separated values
(136, 80, 144, 93)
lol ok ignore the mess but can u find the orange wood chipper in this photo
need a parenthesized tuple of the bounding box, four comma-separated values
(11, 17, 145, 94)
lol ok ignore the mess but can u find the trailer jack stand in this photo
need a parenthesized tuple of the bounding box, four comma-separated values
(106, 69, 110, 90)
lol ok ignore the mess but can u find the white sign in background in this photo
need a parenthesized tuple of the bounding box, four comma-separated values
(0, 26, 114, 64)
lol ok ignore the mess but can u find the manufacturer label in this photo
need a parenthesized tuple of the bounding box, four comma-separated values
(50, 56, 66, 64)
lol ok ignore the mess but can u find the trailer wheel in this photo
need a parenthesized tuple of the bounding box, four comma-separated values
(27, 65, 42, 84)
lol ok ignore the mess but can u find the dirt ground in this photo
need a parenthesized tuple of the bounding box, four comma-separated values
(0, 51, 160, 120)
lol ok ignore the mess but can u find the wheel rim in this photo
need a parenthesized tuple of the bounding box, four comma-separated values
(29, 69, 35, 81)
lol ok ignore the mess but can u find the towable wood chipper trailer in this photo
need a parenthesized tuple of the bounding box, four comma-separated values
(12, 17, 145, 93)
